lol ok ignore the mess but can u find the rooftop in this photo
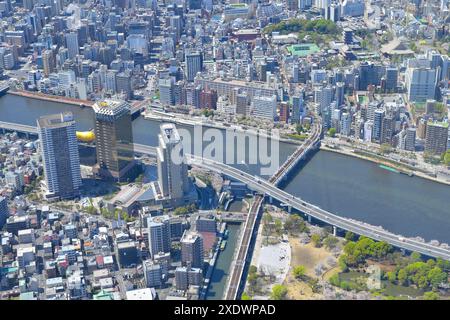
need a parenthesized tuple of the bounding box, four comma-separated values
(37, 112, 74, 129)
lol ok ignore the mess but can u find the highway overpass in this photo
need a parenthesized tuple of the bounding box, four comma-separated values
(3, 121, 450, 299)
(187, 155, 450, 262)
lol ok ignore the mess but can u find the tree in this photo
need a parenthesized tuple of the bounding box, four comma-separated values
(295, 124, 304, 134)
(427, 267, 447, 289)
(338, 255, 349, 272)
(86, 205, 97, 215)
(443, 150, 450, 166)
(241, 292, 252, 300)
(329, 274, 340, 286)
(397, 269, 408, 286)
(270, 284, 288, 300)
(387, 271, 397, 283)
(327, 128, 336, 137)
(411, 252, 422, 262)
(292, 265, 306, 280)
(284, 215, 308, 234)
(323, 235, 338, 250)
(249, 265, 257, 275)
(274, 219, 283, 235)
(380, 143, 392, 154)
(423, 291, 440, 300)
(345, 231, 356, 241)
(311, 234, 322, 247)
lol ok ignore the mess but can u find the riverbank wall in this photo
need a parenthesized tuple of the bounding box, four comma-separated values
(143, 111, 301, 146)
(320, 145, 450, 186)
(8, 90, 94, 107)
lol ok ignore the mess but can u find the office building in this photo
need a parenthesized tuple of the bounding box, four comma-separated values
(279, 102, 290, 123)
(153, 252, 171, 281)
(384, 67, 398, 92)
(175, 266, 203, 291)
(425, 122, 449, 155)
(185, 50, 203, 82)
(37, 112, 82, 200)
(0, 196, 8, 228)
(314, 85, 334, 113)
(236, 92, 249, 116)
(335, 82, 345, 107)
(159, 78, 175, 106)
(143, 260, 162, 288)
(65, 32, 79, 59)
(358, 62, 384, 91)
(147, 215, 171, 257)
(405, 59, 438, 102)
(372, 109, 385, 143)
(93, 99, 135, 182)
(340, 112, 352, 136)
(116, 71, 133, 100)
(199, 89, 218, 109)
(252, 94, 277, 120)
(291, 95, 305, 123)
(341, 0, 365, 17)
(157, 123, 190, 205)
(175, 267, 189, 291)
(181, 230, 204, 269)
(42, 49, 55, 77)
(116, 241, 138, 268)
(196, 216, 216, 233)
(381, 114, 396, 144)
(399, 128, 416, 151)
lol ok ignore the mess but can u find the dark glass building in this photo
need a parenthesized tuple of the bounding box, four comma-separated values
(93, 99, 136, 182)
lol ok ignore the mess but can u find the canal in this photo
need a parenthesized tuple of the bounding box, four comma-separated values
(206, 223, 242, 299)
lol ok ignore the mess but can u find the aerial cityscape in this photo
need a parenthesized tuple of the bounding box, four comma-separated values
(0, 0, 449, 302)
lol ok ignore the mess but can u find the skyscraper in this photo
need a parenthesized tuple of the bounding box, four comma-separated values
(291, 95, 305, 123)
(335, 82, 345, 107)
(185, 50, 203, 82)
(405, 58, 437, 102)
(340, 112, 352, 136)
(116, 71, 133, 100)
(159, 78, 175, 106)
(425, 122, 449, 155)
(0, 196, 9, 229)
(65, 32, 79, 59)
(143, 260, 162, 288)
(93, 99, 135, 182)
(147, 215, 171, 258)
(372, 109, 385, 143)
(181, 230, 204, 269)
(381, 114, 395, 144)
(384, 67, 398, 92)
(399, 128, 416, 151)
(157, 123, 190, 205)
(37, 112, 82, 200)
(42, 49, 55, 77)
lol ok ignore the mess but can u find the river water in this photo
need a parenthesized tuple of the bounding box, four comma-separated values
(283, 151, 450, 244)
(206, 223, 242, 299)
(1, 93, 449, 243)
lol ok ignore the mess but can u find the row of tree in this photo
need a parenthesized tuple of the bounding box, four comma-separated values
(264, 18, 338, 35)
(173, 204, 197, 215)
(386, 260, 448, 290)
(339, 237, 393, 270)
